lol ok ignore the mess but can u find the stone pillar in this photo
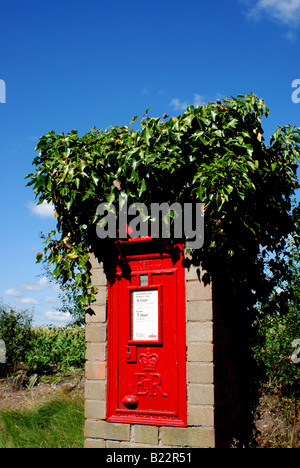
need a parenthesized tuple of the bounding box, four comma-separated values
(160, 263, 215, 448)
(85, 253, 108, 448)
(84, 254, 245, 448)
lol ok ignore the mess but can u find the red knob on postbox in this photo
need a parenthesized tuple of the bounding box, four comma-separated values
(122, 394, 139, 408)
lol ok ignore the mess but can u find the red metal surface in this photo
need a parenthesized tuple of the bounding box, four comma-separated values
(107, 240, 187, 427)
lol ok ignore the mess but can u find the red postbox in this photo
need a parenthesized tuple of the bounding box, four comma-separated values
(107, 238, 187, 427)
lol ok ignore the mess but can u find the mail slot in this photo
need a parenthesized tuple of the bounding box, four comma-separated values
(107, 238, 187, 427)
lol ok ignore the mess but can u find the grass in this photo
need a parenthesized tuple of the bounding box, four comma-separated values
(0, 394, 84, 448)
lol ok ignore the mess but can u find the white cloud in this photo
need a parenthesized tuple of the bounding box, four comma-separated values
(193, 94, 206, 107)
(44, 296, 57, 304)
(169, 97, 188, 111)
(45, 311, 71, 323)
(22, 277, 50, 292)
(142, 85, 151, 95)
(248, 0, 300, 25)
(18, 297, 39, 305)
(169, 94, 207, 111)
(5, 278, 59, 303)
(27, 200, 55, 219)
(4, 288, 23, 297)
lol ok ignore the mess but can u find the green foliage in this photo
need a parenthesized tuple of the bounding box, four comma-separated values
(0, 303, 85, 373)
(0, 305, 33, 368)
(253, 311, 300, 392)
(0, 395, 84, 448)
(26, 326, 85, 373)
(253, 234, 300, 393)
(26, 93, 300, 312)
(40, 236, 86, 326)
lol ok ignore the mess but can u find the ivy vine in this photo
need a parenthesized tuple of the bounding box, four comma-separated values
(26, 94, 300, 310)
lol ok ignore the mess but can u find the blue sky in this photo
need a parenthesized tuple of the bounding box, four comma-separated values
(1, 0, 300, 325)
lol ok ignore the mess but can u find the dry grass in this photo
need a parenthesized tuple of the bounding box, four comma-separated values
(254, 384, 300, 448)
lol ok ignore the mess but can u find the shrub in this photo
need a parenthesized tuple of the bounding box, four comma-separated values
(26, 326, 85, 373)
(253, 310, 300, 393)
(0, 304, 85, 374)
(0, 305, 33, 369)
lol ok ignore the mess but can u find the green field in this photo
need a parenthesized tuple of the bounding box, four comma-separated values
(0, 394, 84, 448)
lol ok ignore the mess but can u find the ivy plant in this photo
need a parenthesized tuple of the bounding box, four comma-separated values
(26, 94, 300, 309)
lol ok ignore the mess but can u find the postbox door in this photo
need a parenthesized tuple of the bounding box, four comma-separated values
(107, 250, 186, 427)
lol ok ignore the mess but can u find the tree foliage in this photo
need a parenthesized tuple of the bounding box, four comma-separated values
(253, 232, 300, 392)
(253, 309, 300, 392)
(26, 326, 85, 373)
(40, 232, 86, 326)
(26, 93, 300, 311)
(0, 303, 85, 374)
(0, 304, 33, 368)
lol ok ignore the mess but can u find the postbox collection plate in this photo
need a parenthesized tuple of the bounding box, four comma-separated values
(130, 286, 161, 343)
(107, 242, 187, 427)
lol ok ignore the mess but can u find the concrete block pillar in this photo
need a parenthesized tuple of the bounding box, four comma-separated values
(84, 253, 246, 448)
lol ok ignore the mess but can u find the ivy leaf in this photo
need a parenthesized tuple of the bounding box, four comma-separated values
(106, 191, 115, 206)
(138, 179, 147, 197)
(141, 127, 152, 146)
(36, 252, 43, 263)
(130, 115, 139, 124)
(77, 295, 87, 305)
(91, 173, 100, 186)
(53, 265, 61, 279)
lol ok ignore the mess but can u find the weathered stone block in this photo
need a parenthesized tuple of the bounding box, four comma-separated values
(84, 420, 130, 441)
(132, 425, 159, 445)
(85, 380, 106, 400)
(187, 405, 214, 426)
(86, 342, 106, 361)
(85, 399, 106, 419)
(187, 363, 214, 384)
(160, 426, 215, 448)
(93, 286, 107, 305)
(85, 361, 106, 380)
(91, 269, 107, 288)
(86, 323, 106, 343)
(89, 253, 102, 270)
(187, 343, 214, 363)
(188, 384, 214, 405)
(84, 438, 105, 448)
(186, 322, 213, 343)
(86, 304, 106, 323)
(106, 440, 121, 448)
(184, 265, 203, 281)
(186, 301, 213, 321)
(186, 280, 212, 302)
